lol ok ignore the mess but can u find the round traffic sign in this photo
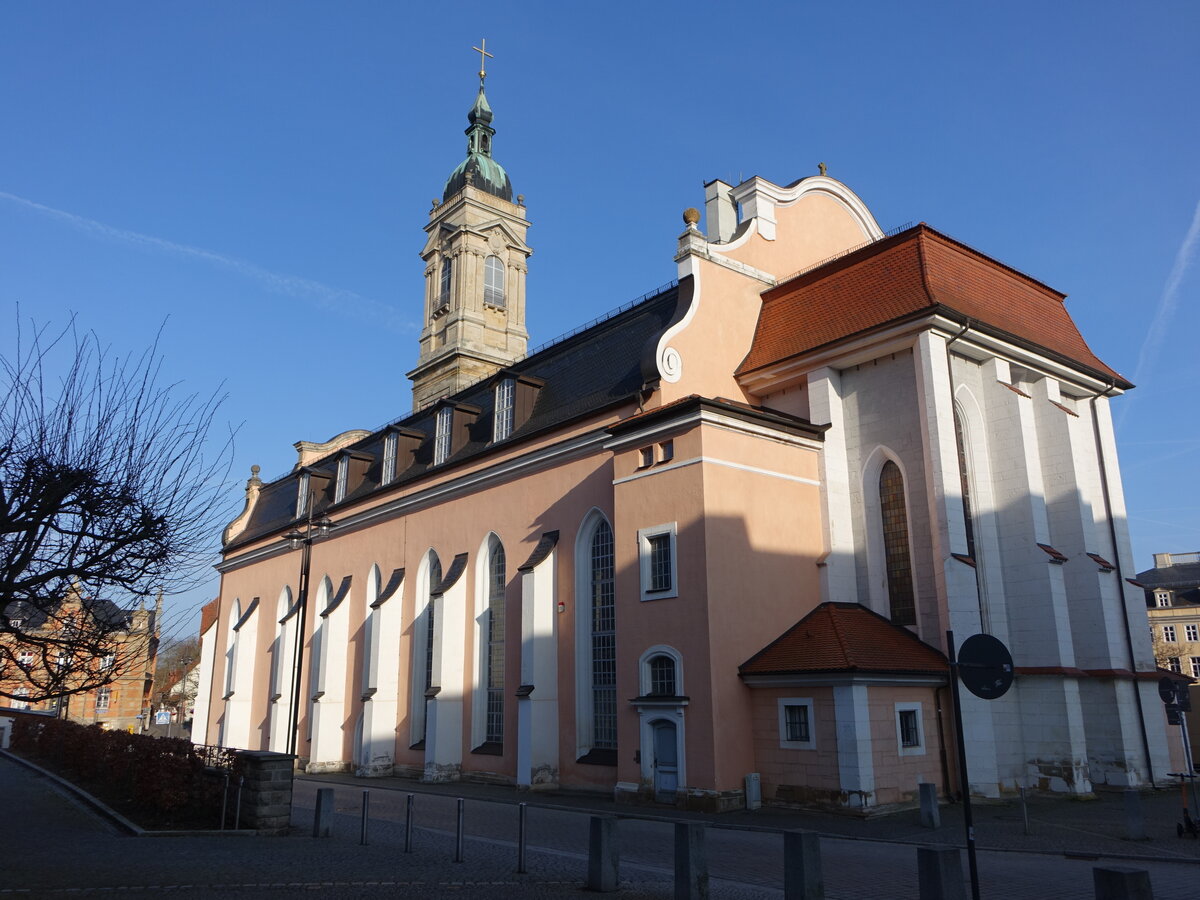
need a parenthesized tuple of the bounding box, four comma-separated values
(957, 633, 1015, 700)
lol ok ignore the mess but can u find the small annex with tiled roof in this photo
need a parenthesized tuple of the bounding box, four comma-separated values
(739, 602, 948, 678)
(737, 603, 948, 812)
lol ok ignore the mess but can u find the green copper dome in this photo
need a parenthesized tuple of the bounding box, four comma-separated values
(443, 83, 513, 202)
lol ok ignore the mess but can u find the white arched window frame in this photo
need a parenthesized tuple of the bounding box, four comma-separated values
(363, 565, 381, 692)
(483, 255, 505, 307)
(574, 509, 617, 758)
(953, 386, 1001, 632)
(475, 534, 507, 749)
(638, 645, 684, 698)
(410, 550, 441, 746)
(223, 598, 241, 702)
(307, 576, 333, 741)
(862, 447, 920, 625)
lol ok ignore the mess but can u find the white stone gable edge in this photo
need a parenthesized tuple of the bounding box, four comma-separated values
(738, 312, 1125, 398)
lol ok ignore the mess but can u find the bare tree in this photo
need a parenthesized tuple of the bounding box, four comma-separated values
(0, 316, 232, 704)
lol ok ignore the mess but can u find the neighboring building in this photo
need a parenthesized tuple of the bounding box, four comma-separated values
(1139, 551, 1200, 678)
(195, 66, 1171, 812)
(1137, 552, 1200, 767)
(1, 589, 159, 731)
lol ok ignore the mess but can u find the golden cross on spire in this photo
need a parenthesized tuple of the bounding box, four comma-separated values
(472, 39, 494, 82)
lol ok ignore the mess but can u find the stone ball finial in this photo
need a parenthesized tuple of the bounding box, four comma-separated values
(682, 207, 701, 226)
(517, 194, 525, 206)
(251, 464, 260, 475)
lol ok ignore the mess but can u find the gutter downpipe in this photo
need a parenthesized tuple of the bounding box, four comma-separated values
(1090, 380, 1156, 788)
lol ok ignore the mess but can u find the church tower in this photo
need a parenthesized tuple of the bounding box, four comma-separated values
(409, 44, 532, 410)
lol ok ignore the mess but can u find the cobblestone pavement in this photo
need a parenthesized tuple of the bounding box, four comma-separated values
(4, 755, 1200, 898)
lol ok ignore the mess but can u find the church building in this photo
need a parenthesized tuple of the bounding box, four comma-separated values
(195, 62, 1174, 812)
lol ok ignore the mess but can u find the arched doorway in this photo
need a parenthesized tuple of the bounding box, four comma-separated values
(652, 719, 678, 803)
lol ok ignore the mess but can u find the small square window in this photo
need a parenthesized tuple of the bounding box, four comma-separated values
(1186, 624, 1198, 642)
(638, 524, 678, 600)
(1163, 625, 1177, 643)
(1156, 591, 1171, 608)
(639, 447, 654, 468)
(1191, 657, 1200, 679)
(1168, 657, 1182, 674)
(17, 650, 35, 667)
(96, 687, 111, 711)
(659, 440, 674, 463)
(101, 654, 115, 669)
(778, 698, 815, 750)
(896, 703, 925, 756)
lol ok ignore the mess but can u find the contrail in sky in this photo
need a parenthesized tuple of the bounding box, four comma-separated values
(1117, 197, 1200, 429)
(0, 190, 415, 333)
(1130, 199, 1200, 386)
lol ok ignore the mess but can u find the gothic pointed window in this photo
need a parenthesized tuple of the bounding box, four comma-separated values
(485, 539, 506, 744)
(879, 460, 916, 626)
(590, 520, 617, 750)
(484, 256, 505, 307)
(953, 410, 976, 560)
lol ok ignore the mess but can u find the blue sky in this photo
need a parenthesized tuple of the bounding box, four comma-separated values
(1, 2, 1197, 640)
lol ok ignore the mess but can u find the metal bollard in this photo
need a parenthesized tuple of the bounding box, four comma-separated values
(517, 802, 527, 874)
(404, 794, 414, 853)
(783, 830, 824, 900)
(1093, 866, 1153, 900)
(313, 787, 335, 838)
(361, 790, 370, 845)
(455, 797, 465, 862)
(234, 775, 244, 829)
(220, 773, 229, 830)
(587, 815, 619, 892)
(675, 822, 709, 900)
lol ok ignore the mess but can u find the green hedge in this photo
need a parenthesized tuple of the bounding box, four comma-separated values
(11, 715, 241, 828)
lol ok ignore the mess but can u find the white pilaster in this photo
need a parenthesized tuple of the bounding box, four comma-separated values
(833, 684, 874, 807)
(808, 367, 856, 603)
(425, 576, 467, 781)
(517, 548, 559, 788)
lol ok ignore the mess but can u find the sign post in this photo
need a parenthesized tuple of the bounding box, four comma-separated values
(947, 630, 1014, 900)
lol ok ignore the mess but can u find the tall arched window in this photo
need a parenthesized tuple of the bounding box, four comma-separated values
(879, 460, 916, 626)
(485, 538, 506, 744)
(953, 409, 976, 561)
(438, 257, 452, 306)
(590, 520, 617, 750)
(412, 552, 442, 745)
(648, 655, 676, 696)
(484, 256, 505, 307)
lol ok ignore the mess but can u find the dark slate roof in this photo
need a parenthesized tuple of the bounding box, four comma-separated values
(1136, 562, 1200, 590)
(226, 283, 683, 550)
(3, 597, 134, 631)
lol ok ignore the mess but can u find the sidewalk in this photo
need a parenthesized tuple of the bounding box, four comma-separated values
(4, 752, 1198, 899)
(300, 768, 1200, 863)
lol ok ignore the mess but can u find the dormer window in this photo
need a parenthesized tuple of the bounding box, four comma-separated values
(334, 457, 349, 503)
(439, 257, 453, 306)
(297, 472, 311, 518)
(484, 256, 505, 307)
(494, 377, 515, 441)
(434, 406, 453, 465)
(382, 432, 398, 485)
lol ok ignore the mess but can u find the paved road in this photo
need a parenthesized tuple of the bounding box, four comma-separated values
(3, 756, 1199, 898)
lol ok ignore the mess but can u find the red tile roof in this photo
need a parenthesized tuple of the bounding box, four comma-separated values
(199, 597, 220, 635)
(737, 224, 1127, 386)
(739, 602, 948, 676)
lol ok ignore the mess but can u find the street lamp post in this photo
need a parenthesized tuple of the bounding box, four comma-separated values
(283, 507, 333, 761)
